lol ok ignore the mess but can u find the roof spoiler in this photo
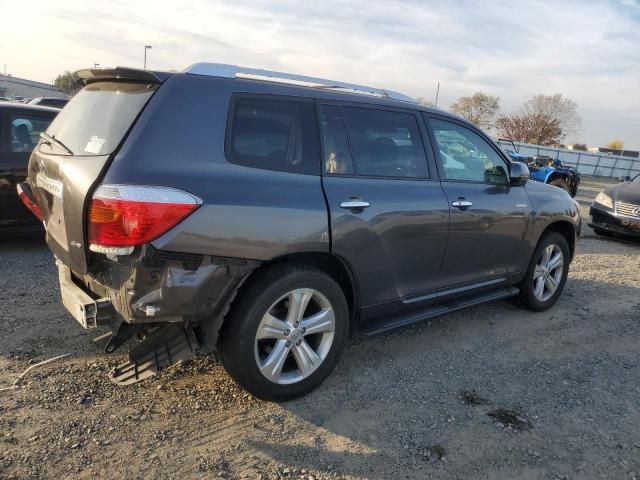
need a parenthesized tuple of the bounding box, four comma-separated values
(73, 67, 171, 86)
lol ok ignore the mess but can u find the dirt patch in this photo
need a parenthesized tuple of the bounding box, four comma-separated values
(459, 389, 489, 406)
(487, 408, 533, 432)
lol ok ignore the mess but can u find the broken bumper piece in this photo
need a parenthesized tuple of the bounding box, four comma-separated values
(109, 324, 199, 385)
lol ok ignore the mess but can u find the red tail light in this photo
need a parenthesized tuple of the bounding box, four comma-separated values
(88, 185, 201, 249)
(17, 183, 44, 221)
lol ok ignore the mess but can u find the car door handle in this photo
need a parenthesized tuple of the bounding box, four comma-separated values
(340, 200, 370, 209)
(451, 199, 473, 208)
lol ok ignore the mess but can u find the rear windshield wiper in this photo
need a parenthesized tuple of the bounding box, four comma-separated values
(40, 132, 74, 155)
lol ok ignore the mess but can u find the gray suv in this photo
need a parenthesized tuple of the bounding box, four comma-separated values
(19, 64, 581, 401)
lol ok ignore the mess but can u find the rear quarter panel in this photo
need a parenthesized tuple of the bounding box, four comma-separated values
(102, 74, 329, 260)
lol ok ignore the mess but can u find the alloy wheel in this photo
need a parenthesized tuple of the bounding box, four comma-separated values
(254, 288, 335, 385)
(532, 244, 564, 302)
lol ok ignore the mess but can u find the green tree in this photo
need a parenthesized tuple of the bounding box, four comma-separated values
(54, 71, 80, 96)
(450, 92, 500, 130)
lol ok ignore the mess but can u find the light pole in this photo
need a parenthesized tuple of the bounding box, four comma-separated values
(144, 45, 152, 69)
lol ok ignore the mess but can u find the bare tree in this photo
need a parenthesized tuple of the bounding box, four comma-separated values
(450, 92, 500, 130)
(496, 94, 581, 146)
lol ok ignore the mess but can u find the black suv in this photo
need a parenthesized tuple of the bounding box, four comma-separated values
(20, 65, 581, 400)
(1, 103, 58, 233)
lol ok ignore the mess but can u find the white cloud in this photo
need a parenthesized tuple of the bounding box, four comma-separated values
(1, 0, 638, 148)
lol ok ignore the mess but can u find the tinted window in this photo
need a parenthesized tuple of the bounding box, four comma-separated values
(342, 107, 427, 178)
(429, 118, 508, 184)
(227, 96, 320, 174)
(45, 81, 156, 156)
(321, 105, 354, 175)
(9, 113, 54, 153)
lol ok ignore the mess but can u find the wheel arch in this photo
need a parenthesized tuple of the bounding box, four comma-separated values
(264, 252, 360, 328)
(539, 220, 576, 260)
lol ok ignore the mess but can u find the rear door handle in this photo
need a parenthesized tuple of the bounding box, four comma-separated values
(340, 200, 370, 209)
(451, 199, 473, 208)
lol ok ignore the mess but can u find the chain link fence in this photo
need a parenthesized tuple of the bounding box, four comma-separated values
(505, 142, 640, 179)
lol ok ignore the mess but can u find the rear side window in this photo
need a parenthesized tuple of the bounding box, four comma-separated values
(342, 107, 428, 178)
(321, 105, 354, 175)
(45, 81, 156, 156)
(227, 96, 320, 174)
(9, 113, 54, 153)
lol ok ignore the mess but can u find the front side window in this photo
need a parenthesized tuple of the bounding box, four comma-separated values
(10, 114, 54, 153)
(227, 96, 319, 174)
(342, 107, 427, 178)
(429, 118, 508, 184)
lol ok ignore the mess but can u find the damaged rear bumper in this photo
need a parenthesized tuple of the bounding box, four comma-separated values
(64, 246, 259, 326)
(56, 246, 260, 384)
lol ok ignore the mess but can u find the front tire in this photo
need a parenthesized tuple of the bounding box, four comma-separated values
(549, 178, 571, 194)
(220, 264, 349, 401)
(518, 232, 570, 311)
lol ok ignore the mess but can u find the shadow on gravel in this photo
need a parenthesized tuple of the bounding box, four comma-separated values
(0, 232, 47, 249)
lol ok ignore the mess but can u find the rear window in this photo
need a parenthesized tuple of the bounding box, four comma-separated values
(44, 82, 156, 156)
(226, 95, 320, 174)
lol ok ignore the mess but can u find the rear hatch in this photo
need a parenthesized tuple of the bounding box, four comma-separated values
(26, 68, 165, 274)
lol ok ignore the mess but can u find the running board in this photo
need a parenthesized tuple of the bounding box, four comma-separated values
(109, 324, 199, 385)
(361, 286, 519, 336)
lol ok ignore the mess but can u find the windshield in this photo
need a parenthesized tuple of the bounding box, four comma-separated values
(44, 81, 156, 155)
(633, 173, 640, 183)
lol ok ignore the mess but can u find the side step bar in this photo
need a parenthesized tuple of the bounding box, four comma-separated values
(109, 324, 199, 385)
(361, 287, 519, 336)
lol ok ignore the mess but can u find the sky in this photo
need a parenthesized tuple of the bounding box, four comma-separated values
(1, 0, 638, 149)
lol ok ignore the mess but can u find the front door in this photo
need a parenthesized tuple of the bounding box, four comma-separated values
(319, 103, 450, 312)
(425, 115, 534, 291)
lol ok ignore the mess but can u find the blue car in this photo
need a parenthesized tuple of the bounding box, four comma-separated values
(499, 140, 580, 197)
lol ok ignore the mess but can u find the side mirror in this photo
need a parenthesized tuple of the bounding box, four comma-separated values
(618, 175, 631, 183)
(509, 161, 529, 186)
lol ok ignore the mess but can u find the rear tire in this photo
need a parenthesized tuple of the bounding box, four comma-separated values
(549, 178, 571, 194)
(518, 232, 570, 311)
(220, 264, 349, 401)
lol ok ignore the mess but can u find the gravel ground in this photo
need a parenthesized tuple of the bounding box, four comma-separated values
(1, 176, 639, 480)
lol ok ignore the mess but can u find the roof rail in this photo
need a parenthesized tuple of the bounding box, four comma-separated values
(184, 63, 416, 103)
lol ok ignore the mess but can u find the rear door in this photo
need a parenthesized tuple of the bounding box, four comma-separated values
(319, 102, 450, 312)
(0, 108, 55, 227)
(425, 114, 533, 291)
(28, 78, 159, 273)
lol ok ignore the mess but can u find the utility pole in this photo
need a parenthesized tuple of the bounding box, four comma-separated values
(144, 45, 152, 69)
(434, 81, 440, 108)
